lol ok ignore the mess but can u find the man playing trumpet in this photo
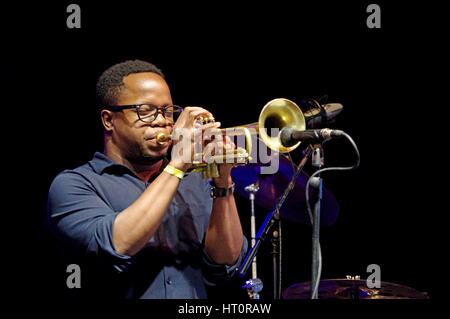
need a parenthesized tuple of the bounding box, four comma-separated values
(47, 59, 247, 299)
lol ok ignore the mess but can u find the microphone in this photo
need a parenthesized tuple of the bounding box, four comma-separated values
(280, 128, 345, 147)
(304, 103, 343, 128)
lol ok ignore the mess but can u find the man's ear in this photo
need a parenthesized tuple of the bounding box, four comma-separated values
(101, 110, 114, 132)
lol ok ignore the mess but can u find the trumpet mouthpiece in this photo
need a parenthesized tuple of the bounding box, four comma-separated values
(156, 132, 171, 145)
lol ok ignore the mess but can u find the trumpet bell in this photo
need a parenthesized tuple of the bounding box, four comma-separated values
(258, 98, 306, 153)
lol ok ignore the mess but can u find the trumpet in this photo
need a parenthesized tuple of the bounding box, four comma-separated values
(156, 98, 306, 178)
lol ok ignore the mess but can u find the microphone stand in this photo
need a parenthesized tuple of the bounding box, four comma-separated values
(271, 212, 281, 299)
(239, 148, 313, 299)
(310, 144, 324, 299)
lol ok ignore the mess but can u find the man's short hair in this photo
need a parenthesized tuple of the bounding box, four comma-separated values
(96, 60, 164, 108)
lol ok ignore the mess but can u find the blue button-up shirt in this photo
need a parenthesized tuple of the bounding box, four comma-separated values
(47, 152, 247, 299)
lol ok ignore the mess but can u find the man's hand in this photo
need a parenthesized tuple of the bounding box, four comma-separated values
(170, 106, 219, 172)
(203, 133, 236, 187)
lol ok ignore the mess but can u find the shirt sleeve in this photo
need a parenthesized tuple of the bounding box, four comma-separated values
(201, 236, 248, 286)
(47, 171, 133, 273)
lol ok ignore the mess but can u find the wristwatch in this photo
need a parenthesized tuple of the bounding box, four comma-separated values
(210, 182, 235, 198)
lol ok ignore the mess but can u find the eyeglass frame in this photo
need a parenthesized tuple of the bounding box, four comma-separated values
(103, 103, 183, 123)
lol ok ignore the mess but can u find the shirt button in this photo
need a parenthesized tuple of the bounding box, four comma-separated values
(166, 278, 173, 285)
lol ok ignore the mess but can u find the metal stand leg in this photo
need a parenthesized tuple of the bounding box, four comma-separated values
(244, 183, 263, 299)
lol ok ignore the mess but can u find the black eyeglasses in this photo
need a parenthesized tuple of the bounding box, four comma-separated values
(105, 104, 183, 123)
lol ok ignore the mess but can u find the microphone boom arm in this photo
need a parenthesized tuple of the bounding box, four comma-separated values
(238, 148, 313, 278)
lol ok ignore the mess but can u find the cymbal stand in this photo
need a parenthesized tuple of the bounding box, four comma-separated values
(244, 182, 262, 299)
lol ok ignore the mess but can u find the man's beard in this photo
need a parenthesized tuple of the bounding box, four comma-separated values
(140, 153, 165, 164)
(128, 144, 168, 166)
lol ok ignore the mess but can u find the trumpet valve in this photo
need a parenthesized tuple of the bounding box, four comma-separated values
(197, 116, 215, 125)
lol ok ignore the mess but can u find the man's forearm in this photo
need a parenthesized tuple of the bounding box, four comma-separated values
(204, 194, 244, 265)
(112, 170, 181, 256)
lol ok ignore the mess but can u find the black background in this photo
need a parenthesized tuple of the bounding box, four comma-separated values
(3, 0, 444, 307)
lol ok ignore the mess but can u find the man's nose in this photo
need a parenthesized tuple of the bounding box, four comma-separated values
(152, 111, 169, 126)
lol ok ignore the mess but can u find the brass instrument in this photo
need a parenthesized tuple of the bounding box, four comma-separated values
(156, 98, 306, 178)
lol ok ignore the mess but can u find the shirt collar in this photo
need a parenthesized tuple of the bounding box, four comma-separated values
(89, 152, 123, 174)
(89, 152, 169, 180)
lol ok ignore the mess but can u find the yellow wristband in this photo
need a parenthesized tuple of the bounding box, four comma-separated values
(164, 164, 185, 179)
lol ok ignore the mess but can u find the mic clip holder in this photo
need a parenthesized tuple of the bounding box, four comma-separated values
(303, 98, 327, 128)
